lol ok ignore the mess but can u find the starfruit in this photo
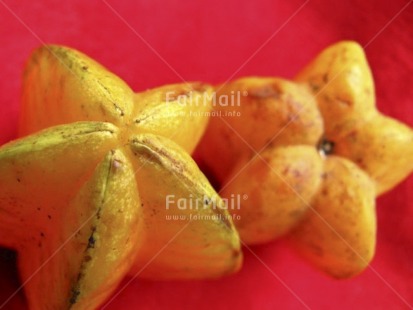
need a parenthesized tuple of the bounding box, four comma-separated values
(20, 45, 212, 154)
(0, 45, 242, 309)
(195, 41, 413, 277)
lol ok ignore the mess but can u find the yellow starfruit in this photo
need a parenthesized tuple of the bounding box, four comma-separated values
(196, 41, 413, 278)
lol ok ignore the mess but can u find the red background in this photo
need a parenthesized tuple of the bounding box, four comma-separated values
(0, 0, 412, 309)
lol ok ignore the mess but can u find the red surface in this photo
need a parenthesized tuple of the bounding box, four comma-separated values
(0, 0, 413, 309)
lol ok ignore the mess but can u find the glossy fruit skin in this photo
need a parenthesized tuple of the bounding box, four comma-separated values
(0, 46, 242, 309)
(0, 122, 242, 309)
(196, 77, 323, 184)
(20, 45, 213, 155)
(296, 41, 413, 195)
(18, 44, 242, 281)
(196, 41, 413, 278)
(0, 122, 143, 310)
(128, 134, 241, 280)
(291, 156, 376, 279)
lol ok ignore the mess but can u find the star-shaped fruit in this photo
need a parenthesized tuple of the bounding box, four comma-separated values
(0, 46, 242, 309)
(196, 41, 413, 278)
(20, 45, 212, 154)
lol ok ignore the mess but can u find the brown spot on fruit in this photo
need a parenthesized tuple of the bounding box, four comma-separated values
(250, 85, 280, 99)
(318, 138, 335, 156)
